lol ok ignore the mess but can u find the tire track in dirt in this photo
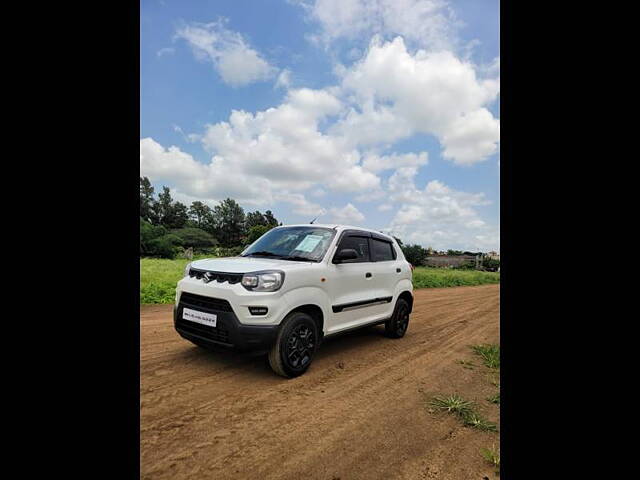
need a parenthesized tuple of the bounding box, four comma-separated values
(141, 284, 499, 480)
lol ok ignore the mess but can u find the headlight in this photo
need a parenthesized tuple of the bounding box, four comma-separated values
(241, 270, 284, 292)
(184, 262, 192, 277)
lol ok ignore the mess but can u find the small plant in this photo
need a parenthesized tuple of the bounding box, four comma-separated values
(471, 344, 500, 369)
(429, 394, 498, 432)
(462, 411, 498, 432)
(487, 392, 500, 404)
(481, 445, 500, 474)
(429, 394, 474, 416)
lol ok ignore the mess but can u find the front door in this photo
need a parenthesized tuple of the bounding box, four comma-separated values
(324, 232, 388, 333)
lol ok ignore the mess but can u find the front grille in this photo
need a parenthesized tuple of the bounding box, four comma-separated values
(179, 292, 233, 312)
(175, 317, 231, 344)
(189, 268, 242, 285)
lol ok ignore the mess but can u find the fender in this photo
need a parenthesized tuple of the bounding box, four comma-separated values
(279, 286, 333, 332)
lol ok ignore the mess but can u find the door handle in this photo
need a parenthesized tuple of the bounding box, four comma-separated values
(365, 272, 372, 278)
(396, 268, 401, 273)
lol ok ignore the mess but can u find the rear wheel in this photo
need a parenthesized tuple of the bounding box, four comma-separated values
(268, 312, 318, 378)
(385, 298, 410, 338)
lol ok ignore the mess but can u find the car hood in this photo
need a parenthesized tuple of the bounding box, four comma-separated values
(190, 256, 315, 273)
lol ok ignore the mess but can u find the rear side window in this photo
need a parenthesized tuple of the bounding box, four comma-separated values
(371, 238, 395, 262)
(336, 235, 370, 263)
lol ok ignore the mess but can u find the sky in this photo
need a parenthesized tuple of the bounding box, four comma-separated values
(140, 0, 500, 252)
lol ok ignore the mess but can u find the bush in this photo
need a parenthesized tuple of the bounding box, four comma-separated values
(482, 258, 500, 271)
(147, 234, 182, 259)
(401, 244, 428, 266)
(171, 227, 217, 251)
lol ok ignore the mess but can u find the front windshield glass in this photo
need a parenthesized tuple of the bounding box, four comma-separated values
(242, 226, 336, 262)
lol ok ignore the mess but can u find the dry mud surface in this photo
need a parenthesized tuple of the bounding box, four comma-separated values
(141, 284, 500, 480)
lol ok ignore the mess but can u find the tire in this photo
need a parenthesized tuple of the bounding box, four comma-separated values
(268, 311, 318, 378)
(385, 298, 410, 338)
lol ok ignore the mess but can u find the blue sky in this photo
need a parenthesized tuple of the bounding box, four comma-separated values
(140, 0, 500, 251)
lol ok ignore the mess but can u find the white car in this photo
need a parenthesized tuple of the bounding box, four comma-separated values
(174, 224, 414, 377)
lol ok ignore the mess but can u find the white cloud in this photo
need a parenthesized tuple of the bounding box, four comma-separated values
(383, 167, 498, 250)
(198, 88, 380, 193)
(362, 151, 428, 173)
(294, 0, 459, 51)
(327, 203, 365, 224)
(175, 19, 276, 87)
(275, 69, 292, 89)
(378, 203, 393, 212)
(156, 47, 175, 57)
(340, 37, 500, 165)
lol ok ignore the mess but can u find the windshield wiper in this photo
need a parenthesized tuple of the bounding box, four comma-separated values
(243, 251, 283, 258)
(280, 255, 318, 262)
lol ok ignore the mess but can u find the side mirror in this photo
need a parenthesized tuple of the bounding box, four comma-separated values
(334, 248, 359, 263)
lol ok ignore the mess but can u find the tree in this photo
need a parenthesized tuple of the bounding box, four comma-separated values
(188, 201, 212, 229)
(171, 227, 217, 250)
(213, 198, 246, 247)
(140, 177, 157, 223)
(401, 244, 428, 266)
(264, 210, 279, 228)
(245, 224, 271, 245)
(170, 201, 189, 229)
(246, 210, 267, 229)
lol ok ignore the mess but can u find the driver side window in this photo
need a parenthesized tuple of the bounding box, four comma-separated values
(335, 235, 370, 263)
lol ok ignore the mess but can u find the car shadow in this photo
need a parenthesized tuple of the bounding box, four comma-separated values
(170, 325, 390, 378)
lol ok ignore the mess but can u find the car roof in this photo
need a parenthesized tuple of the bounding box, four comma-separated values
(279, 224, 396, 242)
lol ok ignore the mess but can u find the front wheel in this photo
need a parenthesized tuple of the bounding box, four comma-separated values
(268, 312, 318, 378)
(385, 298, 410, 338)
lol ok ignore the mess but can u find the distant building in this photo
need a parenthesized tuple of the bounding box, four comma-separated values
(486, 251, 500, 260)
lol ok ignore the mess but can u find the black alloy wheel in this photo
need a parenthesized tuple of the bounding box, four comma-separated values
(385, 298, 410, 338)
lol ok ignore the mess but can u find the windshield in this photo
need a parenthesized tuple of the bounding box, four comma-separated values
(242, 226, 336, 262)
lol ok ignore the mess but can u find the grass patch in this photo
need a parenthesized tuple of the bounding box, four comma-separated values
(140, 256, 212, 304)
(471, 344, 500, 369)
(481, 445, 500, 474)
(430, 394, 474, 416)
(412, 267, 499, 289)
(487, 392, 500, 405)
(429, 394, 498, 432)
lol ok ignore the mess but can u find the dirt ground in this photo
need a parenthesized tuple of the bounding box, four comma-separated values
(141, 284, 500, 480)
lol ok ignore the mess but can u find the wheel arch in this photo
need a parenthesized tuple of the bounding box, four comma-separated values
(285, 304, 324, 337)
(397, 290, 414, 313)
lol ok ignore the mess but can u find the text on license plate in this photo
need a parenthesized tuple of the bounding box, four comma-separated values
(182, 307, 217, 327)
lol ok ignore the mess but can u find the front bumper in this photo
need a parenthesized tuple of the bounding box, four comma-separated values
(173, 302, 278, 352)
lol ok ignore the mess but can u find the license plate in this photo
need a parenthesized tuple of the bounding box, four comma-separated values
(182, 307, 217, 327)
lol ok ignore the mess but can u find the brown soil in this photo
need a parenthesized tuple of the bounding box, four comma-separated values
(141, 284, 500, 480)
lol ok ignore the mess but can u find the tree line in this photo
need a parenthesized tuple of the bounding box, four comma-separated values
(140, 177, 280, 258)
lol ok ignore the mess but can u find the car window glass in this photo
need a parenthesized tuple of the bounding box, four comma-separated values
(371, 238, 394, 262)
(337, 235, 370, 263)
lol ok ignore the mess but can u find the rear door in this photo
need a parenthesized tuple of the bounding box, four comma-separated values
(368, 235, 402, 318)
(325, 231, 389, 333)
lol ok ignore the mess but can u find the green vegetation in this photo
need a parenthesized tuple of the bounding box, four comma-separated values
(140, 256, 208, 304)
(412, 267, 500, 288)
(430, 394, 474, 416)
(471, 344, 500, 369)
(429, 394, 498, 432)
(487, 392, 500, 405)
(481, 445, 500, 473)
(140, 176, 279, 259)
(141, 260, 500, 304)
